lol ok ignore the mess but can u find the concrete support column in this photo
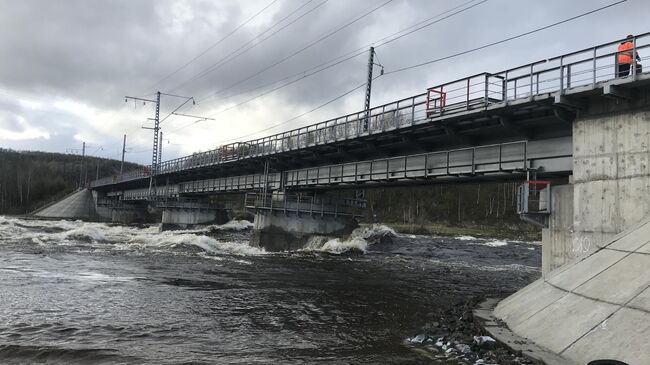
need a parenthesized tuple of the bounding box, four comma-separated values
(250, 211, 358, 251)
(111, 208, 148, 224)
(160, 208, 229, 230)
(572, 108, 650, 249)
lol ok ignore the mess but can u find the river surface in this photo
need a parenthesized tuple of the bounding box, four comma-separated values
(0, 216, 540, 364)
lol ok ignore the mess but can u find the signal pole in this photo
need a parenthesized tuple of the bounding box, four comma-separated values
(158, 131, 163, 170)
(125, 92, 160, 197)
(125, 91, 200, 198)
(360, 47, 383, 204)
(79, 141, 86, 188)
(120, 134, 126, 177)
(363, 47, 383, 131)
(364, 47, 376, 114)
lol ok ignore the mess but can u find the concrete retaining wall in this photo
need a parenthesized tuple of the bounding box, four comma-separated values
(495, 216, 650, 365)
(33, 189, 97, 220)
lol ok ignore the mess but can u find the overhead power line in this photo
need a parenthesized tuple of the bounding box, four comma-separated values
(167, 0, 324, 93)
(171, 0, 625, 145)
(191, 0, 395, 103)
(193, 0, 486, 107)
(148, 0, 280, 92)
(167, 0, 486, 133)
(204, 77, 376, 145)
(384, 0, 627, 75)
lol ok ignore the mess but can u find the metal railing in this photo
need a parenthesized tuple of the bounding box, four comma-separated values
(178, 173, 282, 194)
(285, 141, 528, 187)
(245, 192, 365, 218)
(517, 180, 551, 215)
(155, 198, 221, 210)
(173, 141, 528, 194)
(91, 33, 650, 188)
(120, 185, 179, 201)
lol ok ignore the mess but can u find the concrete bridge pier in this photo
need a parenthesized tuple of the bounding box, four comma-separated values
(109, 205, 152, 224)
(159, 199, 229, 230)
(246, 192, 361, 251)
(95, 194, 155, 224)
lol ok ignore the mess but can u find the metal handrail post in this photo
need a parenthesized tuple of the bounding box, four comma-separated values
(386, 160, 389, 180)
(592, 47, 597, 87)
(632, 35, 638, 77)
(499, 144, 503, 171)
(560, 56, 564, 95)
(523, 142, 528, 170)
(310, 195, 314, 216)
(471, 148, 475, 175)
(424, 153, 429, 178)
(484, 74, 489, 107)
(446, 151, 450, 175)
(410, 97, 415, 126)
(504, 71, 509, 102)
(529, 64, 534, 98)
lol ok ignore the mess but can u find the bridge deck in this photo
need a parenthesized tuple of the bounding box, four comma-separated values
(110, 137, 571, 201)
(91, 33, 650, 191)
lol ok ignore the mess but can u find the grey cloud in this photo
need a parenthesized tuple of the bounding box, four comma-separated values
(0, 0, 647, 163)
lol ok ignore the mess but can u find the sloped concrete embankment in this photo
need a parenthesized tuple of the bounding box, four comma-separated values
(32, 189, 97, 220)
(494, 218, 650, 365)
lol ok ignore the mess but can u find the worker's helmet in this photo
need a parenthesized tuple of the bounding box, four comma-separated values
(627, 34, 634, 39)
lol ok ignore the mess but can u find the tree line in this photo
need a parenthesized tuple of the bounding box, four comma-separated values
(0, 148, 140, 214)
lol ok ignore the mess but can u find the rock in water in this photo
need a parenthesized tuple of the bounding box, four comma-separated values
(455, 343, 471, 353)
(409, 334, 427, 344)
(473, 335, 496, 348)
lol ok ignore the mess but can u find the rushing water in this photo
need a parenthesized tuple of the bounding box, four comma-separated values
(0, 216, 540, 364)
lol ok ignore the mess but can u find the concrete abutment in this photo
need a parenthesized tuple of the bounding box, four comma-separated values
(541, 101, 650, 273)
(501, 90, 650, 364)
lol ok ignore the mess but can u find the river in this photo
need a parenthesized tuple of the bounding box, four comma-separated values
(0, 216, 540, 364)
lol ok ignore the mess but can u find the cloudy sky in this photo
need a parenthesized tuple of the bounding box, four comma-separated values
(0, 0, 648, 164)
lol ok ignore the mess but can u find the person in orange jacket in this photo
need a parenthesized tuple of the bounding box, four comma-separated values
(617, 34, 641, 77)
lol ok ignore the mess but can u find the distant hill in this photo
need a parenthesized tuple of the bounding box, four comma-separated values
(0, 148, 141, 214)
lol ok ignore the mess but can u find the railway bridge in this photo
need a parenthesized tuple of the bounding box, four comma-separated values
(33, 34, 650, 364)
(40, 33, 649, 259)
